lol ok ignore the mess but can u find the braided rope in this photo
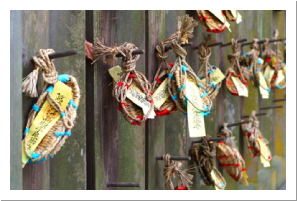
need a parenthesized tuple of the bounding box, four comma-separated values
(197, 34, 224, 100)
(241, 111, 271, 161)
(93, 40, 154, 125)
(192, 136, 226, 189)
(216, 124, 247, 184)
(225, 39, 249, 95)
(163, 154, 194, 190)
(23, 49, 80, 163)
(197, 10, 227, 33)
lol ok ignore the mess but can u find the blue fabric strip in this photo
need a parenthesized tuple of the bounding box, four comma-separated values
(182, 113, 187, 116)
(181, 65, 188, 72)
(60, 113, 66, 117)
(31, 153, 42, 159)
(55, 132, 65, 137)
(32, 104, 41, 112)
(57, 74, 70, 82)
(172, 95, 178, 100)
(45, 85, 54, 93)
(69, 99, 78, 110)
(209, 82, 215, 88)
(168, 74, 175, 80)
(65, 131, 71, 136)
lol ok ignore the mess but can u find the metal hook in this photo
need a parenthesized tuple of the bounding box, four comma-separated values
(259, 105, 283, 110)
(220, 38, 247, 47)
(107, 182, 140, 187)
(164, 42, 193, 51)
(156, 156, 191, 161)
(191, 137, 225, 144)
(242, 112, 267, 118)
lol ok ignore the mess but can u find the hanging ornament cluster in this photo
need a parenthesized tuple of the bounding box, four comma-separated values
(22, 49, 80, 167)
(241, 111, 272, 167)
(196, 10, 242, 33)
(225, 39, 250, 97)
(192, 136, 226, 190)
(92, 40, 155, 125)
(262, 39, 286, 89)
(162, 154, 194, 190)
(216, 124, 249, 186)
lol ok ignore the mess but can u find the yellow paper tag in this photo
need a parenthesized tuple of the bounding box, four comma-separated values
(275, 70, 285, 86)
(271, 55, 277, 66)
(209, 10, 231, 32)
(108, 66, 156, 119)
(258, 71, 269, 99)
(22, 81, 72, 166)
(241, 175, 249, 186)
(231, 76, 248, 97)
(186, 80, 206, 138)
(264, 65, 275, 84)
(152, 78, 170, 109)
(200, 68, 225, 86)
(282, 65, 286, 75)
(243, 171, 248, 179)
(258, 137, 271, 167)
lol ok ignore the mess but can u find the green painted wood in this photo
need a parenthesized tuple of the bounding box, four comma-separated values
(116, 10, 146, 190)
(92, 10, 105, 190)
(22, 10, 51, 190)
(10, 10, 23, 190)
(146, 10, 166, 190)
(48, 10, 86, 190)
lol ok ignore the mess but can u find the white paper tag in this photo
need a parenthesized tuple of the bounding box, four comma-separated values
(230, 10, 242, 24)
(152, 78, 170, 109)
(231, 76, 248, 97)
(209, 10, 231, 32)
(109, 66, 156, 119)
(186, 80, 206, 138)
(275, 70, 285, 86)
(264, 65, 275, 84)
(258, 71, 269, 99)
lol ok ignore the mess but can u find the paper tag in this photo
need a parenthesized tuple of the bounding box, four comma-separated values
(230, 10, 242, 24)
(209, 10, 231, 32)
(108, 66, 156, 119)
(271, 55, 277, 66)
(201, 68, 225, 86)
(275, 70, 285, 86)
(211, 169, 225, 190)
(258, 137, 271, 167)
(22, 81, 72, 166)
(241, 175, 249, 186)
(282, 65, 286, 75)
(258, 71, 269, 99)
(231, 76, 248, 97)
(186, 80, 206, 138)
(152, 78, 170, 109)
(243, 171, 248, 178)
(264, 65, 275, 84)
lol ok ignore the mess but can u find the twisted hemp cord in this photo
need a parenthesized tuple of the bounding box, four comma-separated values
(216, 124, 248, 185)
(152, 18, 182, 116)
(196, 10, 227, 33)
(192, 136, 226, 189)
(225, 39, 249, 95)
(163, 154, 194, 190)
(167, 15, 212, 114)
(197, 34, 223, 100)
(23, 49, 80, 163)
(93, 40, 154, 125)
(241, 111, 271, 161)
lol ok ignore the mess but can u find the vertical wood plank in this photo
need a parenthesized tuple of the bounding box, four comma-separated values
(22, 10, 51, 190)
(10, 10, 23, 190)
(48, 10, 86, 190)
(116, 10, 146, 190)
(146, 10, 166, 190)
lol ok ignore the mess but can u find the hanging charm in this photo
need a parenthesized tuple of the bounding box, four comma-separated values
(197, 34, 225, 100)
(262, 38, 286, 89)
(163, 154, 194, 190)
(192, 136, 226, 190)
(22, 49, 80, 167)
(241, 111, 272, 167)
(225, 39, 249, 97)
(151, 17, 183, 116)
(216, 124, 249, 186)
(196, 10, 231, 33)
(241, 39, 270, 99)
(92, 40, 155, 125)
